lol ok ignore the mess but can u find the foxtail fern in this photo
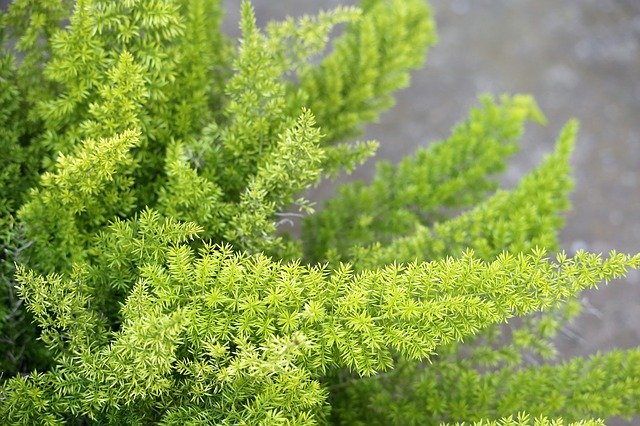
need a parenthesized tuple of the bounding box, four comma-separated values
(0, 0, 638, 424)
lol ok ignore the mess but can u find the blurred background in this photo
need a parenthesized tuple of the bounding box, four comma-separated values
(222, 0, 640, 361)
(0, 0, 638, 366)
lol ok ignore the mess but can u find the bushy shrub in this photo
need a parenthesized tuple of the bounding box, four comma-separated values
(1, 1, 638, 424)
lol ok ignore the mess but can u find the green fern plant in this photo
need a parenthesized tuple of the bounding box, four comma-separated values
(1, 0, 638, 424)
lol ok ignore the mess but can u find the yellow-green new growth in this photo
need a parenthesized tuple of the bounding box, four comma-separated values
(9, 241, 639, 423)
(1, 0, 639, 424)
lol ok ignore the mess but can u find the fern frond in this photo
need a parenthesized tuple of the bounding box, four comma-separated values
(303, 95, 546, 263)
(353, 120, 577, 269)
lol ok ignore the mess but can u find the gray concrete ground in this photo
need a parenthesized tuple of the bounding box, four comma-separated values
(223, 0, 640, 363)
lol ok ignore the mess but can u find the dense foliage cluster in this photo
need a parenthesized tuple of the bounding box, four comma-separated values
(1, 0, 639, 424)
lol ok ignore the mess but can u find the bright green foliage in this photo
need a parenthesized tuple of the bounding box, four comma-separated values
(295, 0, 436, 143)
(5, 243, 639, 424)
(3, 0, 73, 109)
(303, 94, 547, 263)
(348, 119, 577, 269)
(446, 413, 605, 426)
(292, 0, 436, 174)
(0, 0, 639, 424)
(331, 331, 640, 425)
(19, 130, 140, 272)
